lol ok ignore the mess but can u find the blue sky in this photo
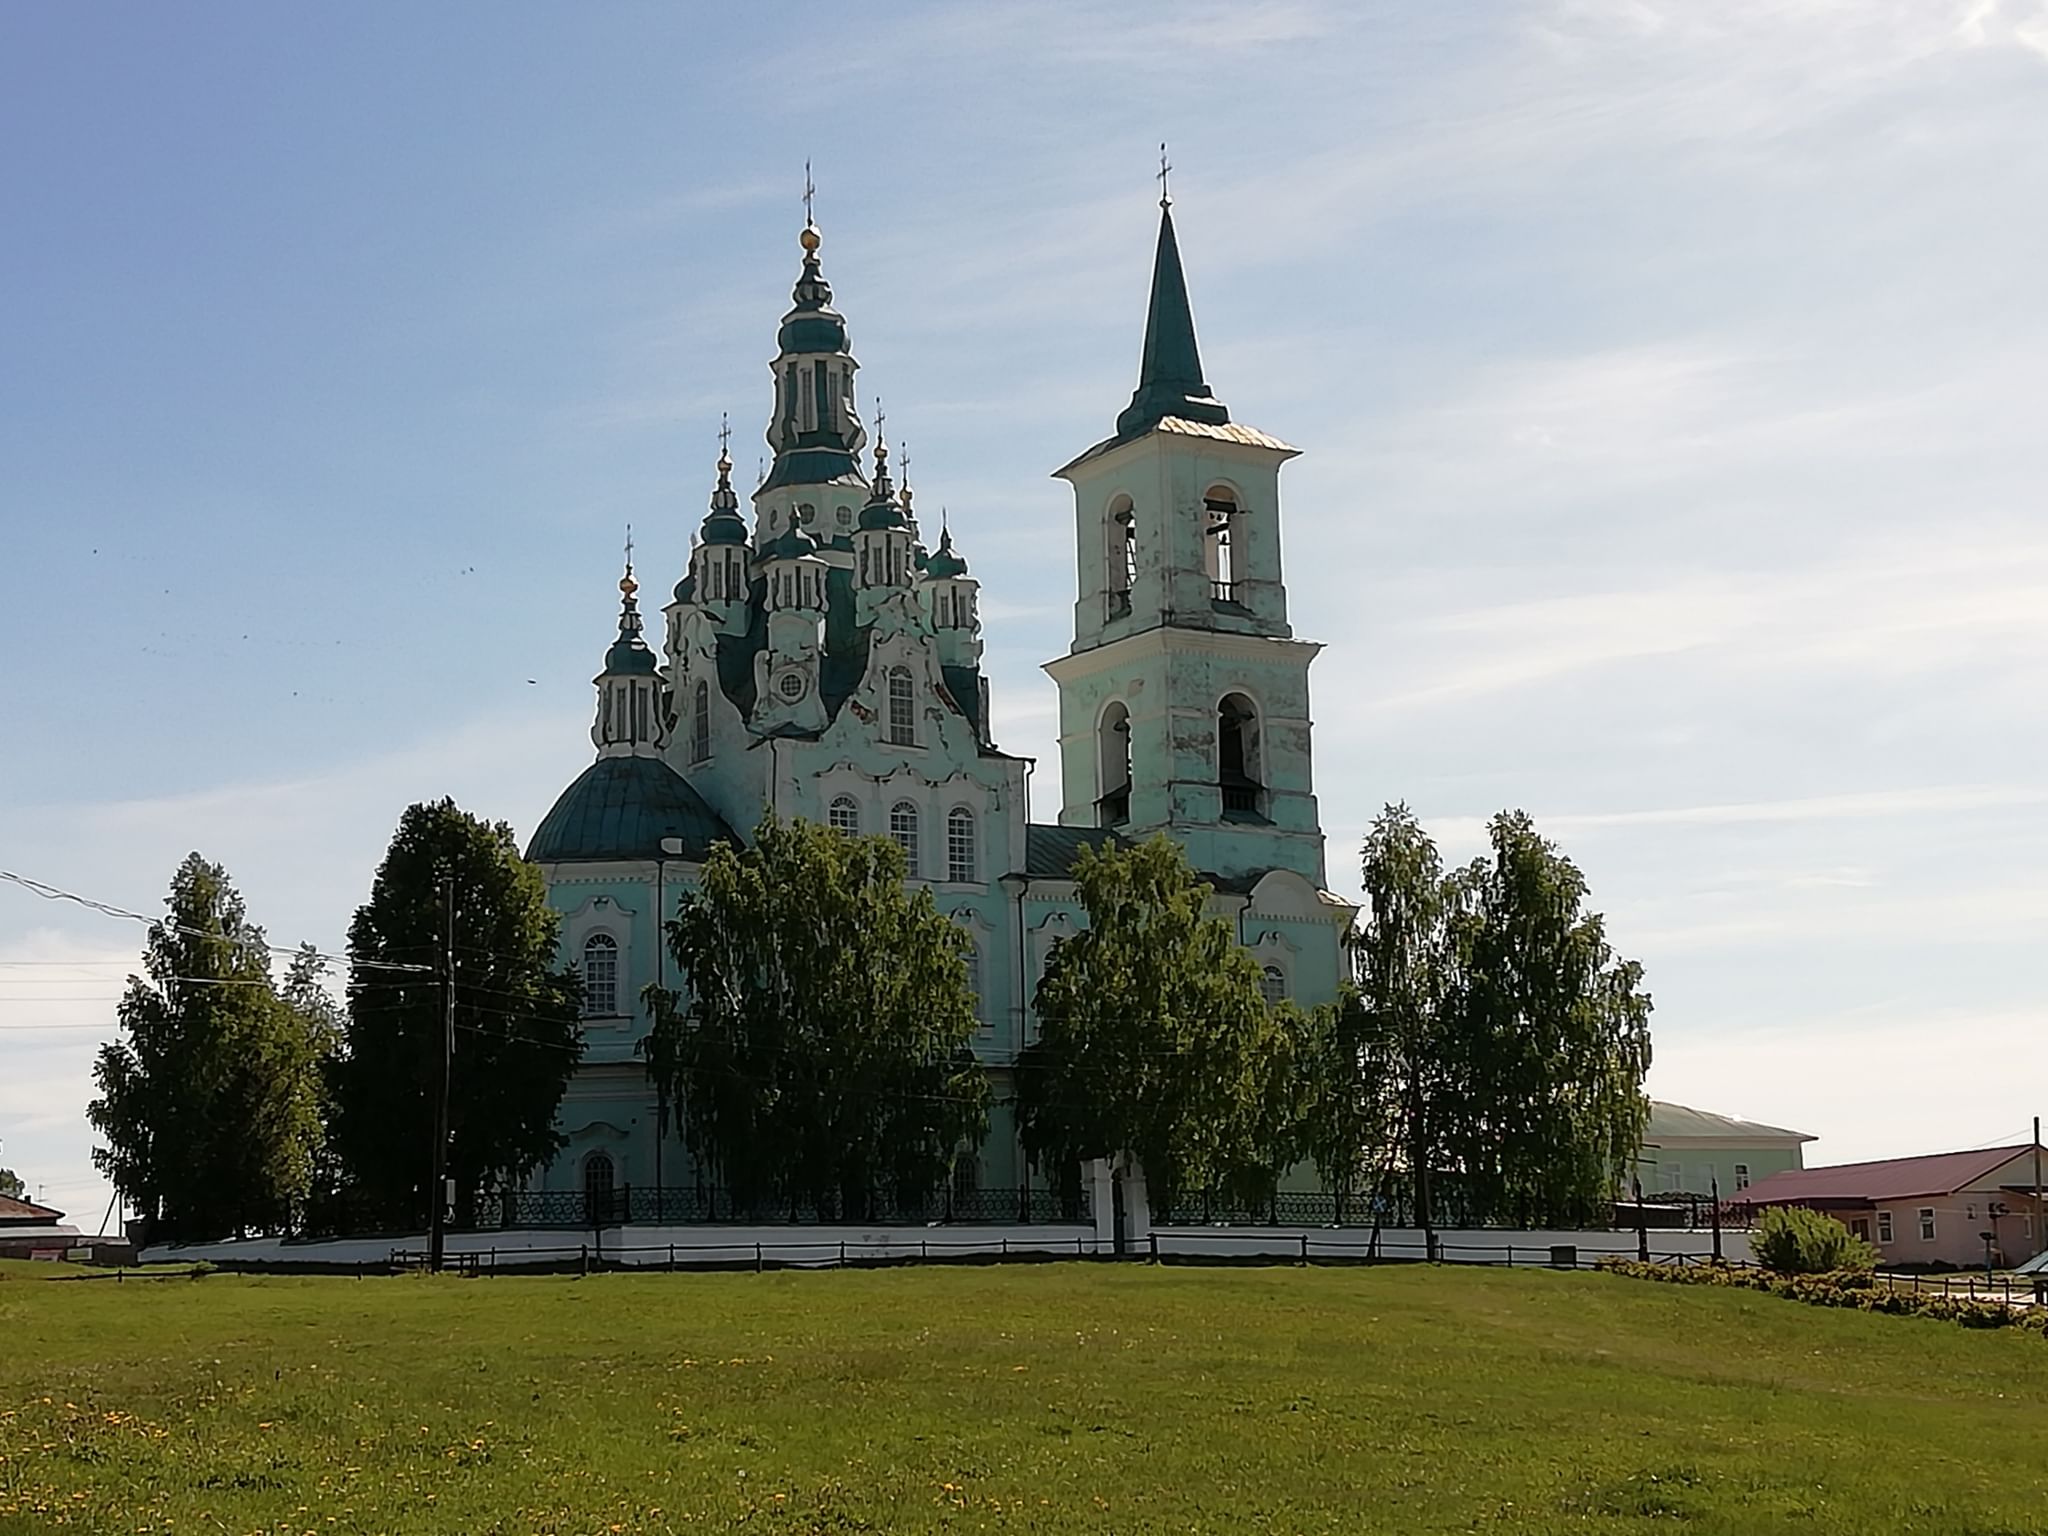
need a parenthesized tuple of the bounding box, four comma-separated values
(4, 1, 2046, 1221)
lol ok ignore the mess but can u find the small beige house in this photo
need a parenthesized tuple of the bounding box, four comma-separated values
(1736, 1145, 2048, 1268)
(1637, 1101, 1815, 1198)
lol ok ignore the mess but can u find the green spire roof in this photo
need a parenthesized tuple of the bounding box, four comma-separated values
(699, 446, 749, 546)
(1115, 201, 1230, 441)
(923, 525, 968, 579)
(857, 437, 907, 531)
(602, 568, 658, 675)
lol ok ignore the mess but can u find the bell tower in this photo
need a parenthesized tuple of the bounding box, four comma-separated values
(1044, 192, 1329, 887)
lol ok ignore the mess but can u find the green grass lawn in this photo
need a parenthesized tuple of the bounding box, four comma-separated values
(4, 1260, 2046, 1534)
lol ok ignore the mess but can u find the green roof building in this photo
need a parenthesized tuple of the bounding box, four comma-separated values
(523, 195, 1352, 1210)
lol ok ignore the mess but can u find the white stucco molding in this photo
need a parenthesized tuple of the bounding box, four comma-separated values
(1043, 624, 1323, 687)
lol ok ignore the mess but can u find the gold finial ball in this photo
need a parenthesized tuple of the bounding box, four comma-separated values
(620, 572, 639, 597)
(799, 224, 821, 254)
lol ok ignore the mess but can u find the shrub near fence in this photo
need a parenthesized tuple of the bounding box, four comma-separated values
(1599, 1258, 2045, 1334)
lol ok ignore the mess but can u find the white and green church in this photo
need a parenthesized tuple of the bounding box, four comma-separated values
(525, 198, 1355, 1203)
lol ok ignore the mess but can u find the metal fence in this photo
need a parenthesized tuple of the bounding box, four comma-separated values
(302, 1184, 1085, 1239)
(1158, 1186, 1751, 1232)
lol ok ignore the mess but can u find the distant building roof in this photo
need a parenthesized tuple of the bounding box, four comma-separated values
(0, 1193, 65, 1226)
(1736, 1145, 2042, 1207)
(527, 756, 738, 865)
(1645, 1101, 1815, 1145)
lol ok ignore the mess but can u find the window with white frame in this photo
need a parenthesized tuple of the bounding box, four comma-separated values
(1259, 964, 1286, 1006)
(1878, 1210, 1894, 1243)
(1919, 1207, 1936, 1241)
(946, 806, 976, 882)
(581, 933, 618, 1016)
(1662, 1163, 1684, 1193)
(828, 795, 860, 836)
(887, 667, 917, 746)
(890, 801, 920, 875)
(1734, 1163, 1750, 1191)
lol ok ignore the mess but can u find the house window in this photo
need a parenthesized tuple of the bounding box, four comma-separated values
(1851, 1218, 1870, 1241)
(581, 934, 618, 1017)
(1662, 1164, 1684, 1194)
(584, 1151, 615, 1217)
(887, 667, 917, 746)
(828, 795, 860, 836)
(1877, 1210, 1894, 1243)
(890, 801, 920, 875)
(1260, 965, 1286, 1006)
(691, 682, 710, 763)
(946, 807, 977, 883)
(1734, 1163, 1750, 1191)
(1919, 1208, 1936, 1241)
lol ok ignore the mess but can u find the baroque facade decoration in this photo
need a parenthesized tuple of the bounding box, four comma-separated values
(525, 197, 1355, 1199)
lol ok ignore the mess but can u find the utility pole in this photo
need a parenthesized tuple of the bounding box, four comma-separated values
(428, 877, 454, 1272)
(2034, 1116, 2042, 1263)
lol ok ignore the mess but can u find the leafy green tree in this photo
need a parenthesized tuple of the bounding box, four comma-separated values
(0, 1168, 25, 1200)
(87, 854, 326, 1242)
(1314, 805, 1452, 1223)
(1016, 837, 1295, 1212)
(1443, 811, 1653, 1227)
(646, 813, 987, 1218)
(281, 944, 347, 1203)
(1321, 805, 1653, 1230)
(331, 799, 582, 1225)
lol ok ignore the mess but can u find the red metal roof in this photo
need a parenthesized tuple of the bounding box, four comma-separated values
(0, 1193, 65, 1223)
(1737, 1145, 2041, 1207)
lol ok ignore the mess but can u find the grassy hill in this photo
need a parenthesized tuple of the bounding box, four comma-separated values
(2, 1260, 2042, 1533)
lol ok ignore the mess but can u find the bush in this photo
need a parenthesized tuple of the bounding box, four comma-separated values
(1752, 1206, 1878, 1275)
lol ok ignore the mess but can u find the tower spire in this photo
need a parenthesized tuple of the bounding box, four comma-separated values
(1115, 167, 1230, 441)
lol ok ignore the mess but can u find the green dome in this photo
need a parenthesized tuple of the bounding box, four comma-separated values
(924, 537, 968, 579)
(603, 635, 659, 675)
(700, 510, 749, 546)
(527, 756, 736, 864)
(778, 313, 847, 354)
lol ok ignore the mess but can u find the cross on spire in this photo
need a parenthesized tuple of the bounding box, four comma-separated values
(873, 396, 886, 447)
(803, 160, 816, 228)
(623, 523, 634, 575)
(718, 411, 732, 463)
(1157, 142, 1171, 208)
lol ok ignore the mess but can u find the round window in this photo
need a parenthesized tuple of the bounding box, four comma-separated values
(836, 506, 853, 527)
(777, 670, 807, 701)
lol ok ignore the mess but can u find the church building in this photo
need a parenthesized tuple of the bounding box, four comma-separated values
(525, 192, 1354, 1202)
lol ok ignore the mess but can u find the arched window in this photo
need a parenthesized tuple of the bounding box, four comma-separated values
(1106, 495, 1136, 617)
(1260, 965, 1287, 1007)
(946, 806, 977, 882)
(691, 681, 710, 764)
(1218, 692, 1264, 819)
(887, 667, 917, 746)
(828, 795, 860, 836)
(583, 1151, 615, 1219)
(581, 933, 619, 1016)
(952, 1152, 979, 1203)
(1204, 487, 1238, 599)
(1097, 701, 1131, 828)
(890, 801, 921, 874)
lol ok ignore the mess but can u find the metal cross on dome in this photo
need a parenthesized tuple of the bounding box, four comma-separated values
(718, 411, 731, 460)
(803, 161, 815, 227)
(1157, 142, 1171, 207)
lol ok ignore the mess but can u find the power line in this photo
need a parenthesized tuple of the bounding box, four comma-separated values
(0, 868, 433, 975)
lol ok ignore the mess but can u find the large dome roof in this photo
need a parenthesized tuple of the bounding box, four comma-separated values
(526, 756, 736, 864)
